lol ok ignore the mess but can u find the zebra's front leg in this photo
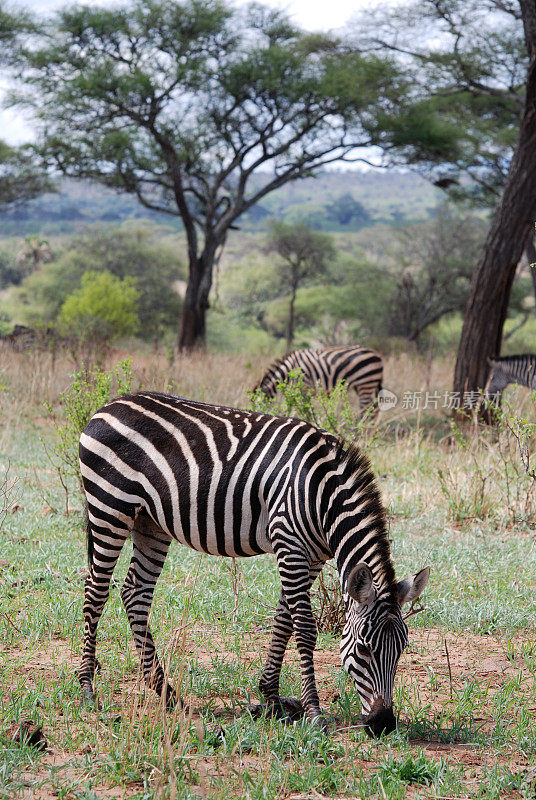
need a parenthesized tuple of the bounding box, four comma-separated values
(121, 527, 179, 710)
(258, 591, 303, 721)
(276, 552, 325, 727)
(259, 561, 323, 721)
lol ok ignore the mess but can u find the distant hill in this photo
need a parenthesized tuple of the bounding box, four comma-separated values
(0, 169, 441, 238)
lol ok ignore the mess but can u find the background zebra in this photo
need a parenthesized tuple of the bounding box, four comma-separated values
(487, 354, 536, 401)
(78, 392, 428, 736)
(255, 346, 383, 414)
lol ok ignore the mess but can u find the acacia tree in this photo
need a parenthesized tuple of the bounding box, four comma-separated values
(354, 0, 536, 408)
(267, 221, 335, 349)
(11, 0, 409, 350)
(0, 3, 48, 208)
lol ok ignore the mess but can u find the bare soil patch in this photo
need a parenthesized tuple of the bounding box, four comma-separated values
(4, 625, 536, 798)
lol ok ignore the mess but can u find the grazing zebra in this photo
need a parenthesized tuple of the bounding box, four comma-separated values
(255, 346, 383, 413)
(78, 392, 428, 736)
(487, 354, 536, 401)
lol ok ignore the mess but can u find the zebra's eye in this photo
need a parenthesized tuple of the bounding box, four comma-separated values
(356, 643, 372, 659)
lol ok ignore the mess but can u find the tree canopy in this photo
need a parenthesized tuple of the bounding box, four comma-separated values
(267, 221, 335, 349)
(0, 2, 49, 209)
(11, 0, 412, 348)
(352, 0, 527, 206)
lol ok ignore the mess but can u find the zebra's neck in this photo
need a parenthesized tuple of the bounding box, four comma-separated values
(504, 357, 536, 389)
(262, 353, 299, 394)
(317, 445, 395, 596)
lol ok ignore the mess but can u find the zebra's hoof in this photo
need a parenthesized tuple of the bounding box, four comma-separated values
(80, 687, 101, 711)
(279, 697, 304, 720)
(309, 713, 329, 733)
(250, 697, 304, 724)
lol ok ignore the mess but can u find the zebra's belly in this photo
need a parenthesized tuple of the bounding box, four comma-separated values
(145, 496, 274, 558)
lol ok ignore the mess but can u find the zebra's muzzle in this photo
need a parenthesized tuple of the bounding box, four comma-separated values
(362, 697, 397, 738)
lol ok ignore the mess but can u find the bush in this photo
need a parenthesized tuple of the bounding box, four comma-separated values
(46, 359, 133, 505)
(59, 270, 139, 360)
(14, 225, 184, 344)
(248, 368, 363, 441)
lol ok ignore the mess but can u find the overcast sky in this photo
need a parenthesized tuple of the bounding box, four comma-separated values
(1, 0, 390, 145)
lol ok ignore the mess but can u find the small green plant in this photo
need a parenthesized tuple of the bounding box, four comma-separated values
(248, 368, 362, 441)
(45, 359, 133, 506)
(379, 750, 453, 788)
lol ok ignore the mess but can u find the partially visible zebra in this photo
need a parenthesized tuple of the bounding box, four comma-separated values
(487, 354, 536, 401)
(78, 392, 428, 736)
(255, 346, 383, 413)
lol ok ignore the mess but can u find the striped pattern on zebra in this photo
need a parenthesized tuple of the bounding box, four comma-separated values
(255, 346, 383, 413)
(78, 392, 429, 736)
(487, 354, 536, 400)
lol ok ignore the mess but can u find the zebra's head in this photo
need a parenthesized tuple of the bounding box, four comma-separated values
(340, 563, 430, 738)
(257, 373, 277, 398)
(486, 358, 507, 400)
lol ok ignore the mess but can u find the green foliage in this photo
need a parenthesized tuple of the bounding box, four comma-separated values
(15, 226, 183, 343)
(354, 0, 525, 206)
(379, 751, 455, 788)
(46, 359, 133, 497)
(248, 368, 360, 441)
(266, 221, 336, 348)
(267, 221, 336, 282)
(0, 248, 21, 289)
(59, 270, 139, 354)
(10, 0, 413, 347)
(0, 140, 50, 211)
(325, 192, 371, 228)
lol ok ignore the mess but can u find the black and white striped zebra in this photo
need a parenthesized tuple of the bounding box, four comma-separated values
(255, 346, 384, 413)
(78, 392, 428, 736)
(487, 354, 536, 401)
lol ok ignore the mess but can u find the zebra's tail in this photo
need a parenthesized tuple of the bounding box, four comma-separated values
(84, 503, 94, 568)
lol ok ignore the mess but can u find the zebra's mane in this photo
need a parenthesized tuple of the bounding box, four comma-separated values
(334, 440, 396, 591)
(493, 353, 536, 363)
(253, 351, 304, 390)
(264, 350, 301, 373)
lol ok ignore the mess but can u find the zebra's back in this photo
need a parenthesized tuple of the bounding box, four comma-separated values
(258, 345, 383, 403)
(309, 346, 383, 392)
(79, 392, 335, 559)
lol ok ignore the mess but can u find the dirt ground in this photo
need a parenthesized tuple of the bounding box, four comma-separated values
(5, 624, 536, 799)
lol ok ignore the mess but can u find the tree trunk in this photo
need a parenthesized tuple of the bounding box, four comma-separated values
(177, 246, 216, 351)
(453, 3, 536, 415)
(286, 284, 297, 352)
(526, 232, 536, 303)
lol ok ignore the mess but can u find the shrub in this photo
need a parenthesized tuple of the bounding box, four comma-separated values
(248, 368, 362, 441)
(45, 359, 133, 506)
(59, 270, 139, 361)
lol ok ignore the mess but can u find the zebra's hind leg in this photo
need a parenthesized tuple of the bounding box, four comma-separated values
(121, 519, 178, 710)
(79, 522, 130, 708)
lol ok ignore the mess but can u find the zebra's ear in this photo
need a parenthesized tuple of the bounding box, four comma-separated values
(347, 563, 376, 605)
(396, 566, 430, 607)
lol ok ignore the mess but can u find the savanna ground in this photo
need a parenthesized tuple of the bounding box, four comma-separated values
(2, 346, 536, 800)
